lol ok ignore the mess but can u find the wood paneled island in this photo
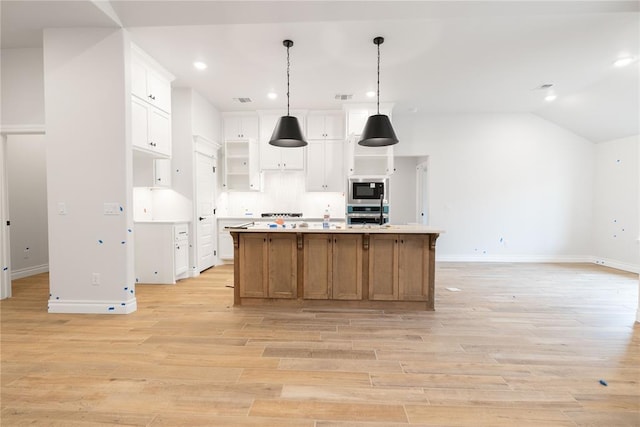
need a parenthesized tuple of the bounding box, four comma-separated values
(229, 224, 442, 310)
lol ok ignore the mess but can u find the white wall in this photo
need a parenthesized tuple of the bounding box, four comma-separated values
(6, 134, 48, 278)
(0, 48, 45, 127)
(389, 156, 419, 225)
(593, 134, 639, 272)
(393, 113, 594, 261)
(44, 28, 135, 314)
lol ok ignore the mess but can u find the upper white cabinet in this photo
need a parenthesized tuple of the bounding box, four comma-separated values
(346, 135, 394, 176)
(224, 139, 261, 191)
(346, 104, 392, 136)
(132, 97, 171, 157)
(131, 51, 172, 114)
(306, 140, 345, 192)
(223, 114, 259, 140)
(306, 111, 345, 191)
(307, 112, 345, 140)
(259, 112, 305, 171)
(344, 105, 395, 176)
(130, 45, 174, 158)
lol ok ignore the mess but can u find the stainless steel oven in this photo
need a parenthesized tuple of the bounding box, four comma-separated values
(348, 177, 388, 205)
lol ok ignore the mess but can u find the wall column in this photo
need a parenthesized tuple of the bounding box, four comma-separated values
(43, 28, 136, 313)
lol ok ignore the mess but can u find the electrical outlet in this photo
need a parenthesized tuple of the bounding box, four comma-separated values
(92, 273, 100, 286)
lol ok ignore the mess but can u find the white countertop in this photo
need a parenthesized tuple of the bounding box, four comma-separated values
(226, 222, 443, 234)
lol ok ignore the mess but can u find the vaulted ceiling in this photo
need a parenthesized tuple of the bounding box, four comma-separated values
(2, 0, 638, 142)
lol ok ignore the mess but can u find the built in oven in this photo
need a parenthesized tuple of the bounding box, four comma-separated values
(348, 177, 388, 205)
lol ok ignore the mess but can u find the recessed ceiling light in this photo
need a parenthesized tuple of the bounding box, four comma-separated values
(193, 61, 207, 70)
(545, 94, 557, 102)
(366, 91, 376, 98)
(267, 92, 278, 100)
(613, 56, 635, 67)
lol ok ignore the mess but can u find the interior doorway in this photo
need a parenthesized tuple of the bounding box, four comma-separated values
(0, 130, 48, 299)
(416, 160, 429, 225)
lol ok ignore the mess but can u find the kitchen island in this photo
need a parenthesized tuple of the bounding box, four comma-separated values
(228, 224, 442, 310)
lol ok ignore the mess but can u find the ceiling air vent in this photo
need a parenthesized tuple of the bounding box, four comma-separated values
(233, 97, 252, 103)
(335, 94, 353, 101)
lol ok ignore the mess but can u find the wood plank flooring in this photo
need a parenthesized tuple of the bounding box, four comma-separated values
(1, 263, 638, 426)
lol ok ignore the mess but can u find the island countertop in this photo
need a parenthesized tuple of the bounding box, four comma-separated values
(228, 224, 443, 310)
(227, 222, 444, 235)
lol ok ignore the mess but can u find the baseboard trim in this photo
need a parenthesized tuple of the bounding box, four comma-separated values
(436, 255, 639, 274)
(11, 264, 49, 280)
(591, 257, 639, 274)
(48, 298, 137, 314)
(436, 255, 592, 263)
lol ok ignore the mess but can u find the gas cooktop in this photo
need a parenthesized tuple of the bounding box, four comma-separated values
(260, 213, 303, 218)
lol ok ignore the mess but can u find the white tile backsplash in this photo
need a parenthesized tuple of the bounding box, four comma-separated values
(217, 171, 345, 218)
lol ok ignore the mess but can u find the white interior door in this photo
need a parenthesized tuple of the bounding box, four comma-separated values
(0, 135, 11, 299)
(416, 161, 429, 225)
(195, 152, 216, 271)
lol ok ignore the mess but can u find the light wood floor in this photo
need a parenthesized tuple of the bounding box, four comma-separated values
(1, 263, 638, 426)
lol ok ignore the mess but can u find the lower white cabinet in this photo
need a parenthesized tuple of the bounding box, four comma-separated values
(135, 222, 189, 284)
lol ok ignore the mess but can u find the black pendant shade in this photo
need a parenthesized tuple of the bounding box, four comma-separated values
(359, 114, 399, 147)
(269, 115, 307, 147)
(358, 36, 399, 147)
(269, 39, 307, 147)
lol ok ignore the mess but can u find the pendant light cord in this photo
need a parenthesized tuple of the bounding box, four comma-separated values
(376, 41, 380, 115)
(286, 44, 290, 116)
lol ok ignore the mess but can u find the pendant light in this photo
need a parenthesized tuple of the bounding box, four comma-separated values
(269, 39, 307, 147)
(358, 36, 399, 147)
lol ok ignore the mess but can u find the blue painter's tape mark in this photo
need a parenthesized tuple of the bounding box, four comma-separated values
(128, 228, 132, 233)
(130, 290, 134, 294)
(483, 251, 486, 254)
(3, 267, 7, 271)
(124, 287, 128, 291)
(613, 219, 617, 223)
(119, 206, 124, 212)
(49, 293, 52, 297)
(599, 379, 608, 386)
(108, 306, 115, 311)
(616, 159, 621, 163)
(56, 296, 60, 300)
(135, 278, 139, 282)
(98, 239, 104, 244)
(121, 241, 126, 244)
(121, 303, 126, 306)
(154, 271, 158, 275)
(499, 237, 503, 243)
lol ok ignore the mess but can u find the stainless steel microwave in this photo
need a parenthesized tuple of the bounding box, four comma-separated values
(348, 177, 388, 205)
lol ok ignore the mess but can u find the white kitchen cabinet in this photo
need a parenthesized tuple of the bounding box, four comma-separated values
(346, 105, 392, 136)
(217, 219, 236, 261)
(307, 112, 345, 140)
(223, 139, 261, 191)
(259, 113, 306, 171)
(131, 45, 174, 158)
(135, 222, 189, 284)
(131, 46, 172, 114)
(223, 115, 259, 140)
(346, 135, 394, 176)
(132, 97, 171, 157)
(306, 140, 345, 192)
(133, 156, 171, 188)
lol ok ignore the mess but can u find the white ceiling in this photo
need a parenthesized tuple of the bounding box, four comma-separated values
(2, 0, 639, 142)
